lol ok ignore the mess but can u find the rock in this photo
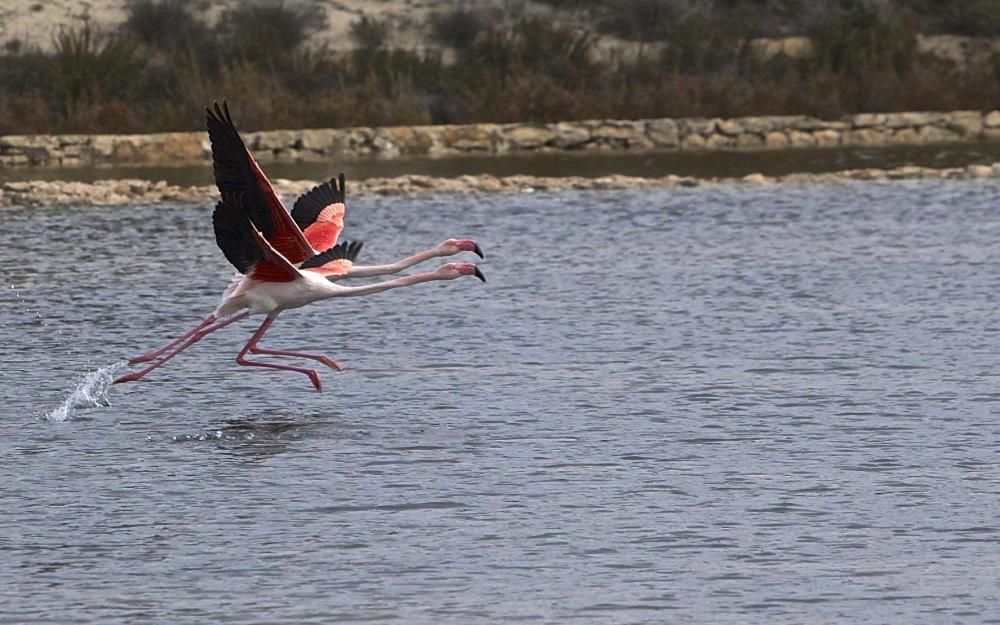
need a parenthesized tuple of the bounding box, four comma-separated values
(883, 111, 939, 128)
(787, 130, 817, 148)
(847, 128, 889, 146)
(550, 123, 591, 148)
(703, 133, 733, 149)
(644, 119, 678, 147)
(298, 129, 339, 153)
(439, 124, 497, 152)
(916, 126, 961, 144)
(735, 133, 765, 149)
(681, 133, 707, 149)
(985, 111, 1000, 127)
(145, 132, 203, 162)
(967, 164, 993, 178)
(678, 118, 715, 137)
(764, 131, 789, 149)
(505, 125, 554, 150)
(740, 116, 780, 134)
(889, 128, 920, 145)
(716, 118, 743, 136)
(945, 111, 984, 137)
(255, 130, 298, 152)
(813, 129, 841, 148)
(592, 121, 643, 145)
(852, 113, 887, 128)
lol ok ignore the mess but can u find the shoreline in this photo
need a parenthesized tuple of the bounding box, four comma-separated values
(2, 110, 999, 170)
(3, 163, 998, 208)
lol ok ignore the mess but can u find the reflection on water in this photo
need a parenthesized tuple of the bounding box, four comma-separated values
(2, 180, 1000, 624)
(2, 141, 999, 187)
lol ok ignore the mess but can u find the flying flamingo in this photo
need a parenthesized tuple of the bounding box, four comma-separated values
(114, 102, 484, 391)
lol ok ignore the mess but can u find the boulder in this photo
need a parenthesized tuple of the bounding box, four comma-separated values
(644, 119, 678, 146)
(944, 111, 984, 137)
(505, 125, 555, 150)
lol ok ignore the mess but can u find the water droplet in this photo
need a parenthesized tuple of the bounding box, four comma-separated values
(45, 362, 127, 422)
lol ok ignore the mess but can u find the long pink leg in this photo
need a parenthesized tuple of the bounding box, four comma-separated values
(248, 344, 344, 371)
(128, 314, 217, 364)
(236, 317, 324, 391)
(115, 312, 250, 384)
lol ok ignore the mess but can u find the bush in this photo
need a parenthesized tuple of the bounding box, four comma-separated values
(216, 1, 326, 67)
(430, 8, 486, 50)
(122, 0, 210, 53)
(47, 25, 145, 116)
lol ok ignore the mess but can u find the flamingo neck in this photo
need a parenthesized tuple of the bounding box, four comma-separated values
(327, 271, 442, 298)
(345, 247, 441, 278)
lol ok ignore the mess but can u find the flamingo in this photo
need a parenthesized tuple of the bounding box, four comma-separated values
(114, 102, 484, 391)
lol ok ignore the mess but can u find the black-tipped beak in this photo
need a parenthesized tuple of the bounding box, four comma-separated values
(473, 242, 484, 259)
(474, 267, 486, 282)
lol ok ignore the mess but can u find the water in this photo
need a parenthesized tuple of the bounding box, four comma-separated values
(1, 180, 999, 623)
(3, 141, 1000, 187)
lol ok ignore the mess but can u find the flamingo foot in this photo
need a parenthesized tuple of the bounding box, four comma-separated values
(308, 370, 323, 392)
(317, 356, 344, 372)
(114, 372, 143, 384)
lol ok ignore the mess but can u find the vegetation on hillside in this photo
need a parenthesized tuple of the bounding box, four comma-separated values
(0, 0, 998, 134)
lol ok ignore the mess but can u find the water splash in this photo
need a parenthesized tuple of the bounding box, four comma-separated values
(46, 362, 127, 422)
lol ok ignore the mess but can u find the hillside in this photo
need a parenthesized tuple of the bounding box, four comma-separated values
(0, 0, 998, 134)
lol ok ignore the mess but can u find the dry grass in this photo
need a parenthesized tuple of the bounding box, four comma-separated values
(0, 1, 997, 134)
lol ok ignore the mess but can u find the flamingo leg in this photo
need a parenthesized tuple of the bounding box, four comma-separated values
(248, 343, 344, 371)
(114, 312, 250, 384)
(236, 317, 324, 392)
(127, 314, 217, 364)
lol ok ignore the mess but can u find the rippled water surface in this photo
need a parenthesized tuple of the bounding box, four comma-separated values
(2, 180, 999, 624)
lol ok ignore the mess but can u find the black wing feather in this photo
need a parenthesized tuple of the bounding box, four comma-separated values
(206, 101, 274, 238)
(212, 193, 261, 274)
(292, 173, 345, 231)
(300, 240, 364, 269)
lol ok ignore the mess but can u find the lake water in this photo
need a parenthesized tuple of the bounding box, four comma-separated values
(1, 180, 999, 623)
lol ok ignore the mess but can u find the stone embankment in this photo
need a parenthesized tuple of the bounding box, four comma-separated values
(1, 110, 999, 169)
(3, 163, 998, 208)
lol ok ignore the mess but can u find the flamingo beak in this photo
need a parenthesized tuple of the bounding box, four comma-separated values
(474, 267, 486, 282)
(473, 242, 484, 259)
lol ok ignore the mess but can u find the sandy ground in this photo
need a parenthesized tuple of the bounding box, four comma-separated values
(0, 0, 523, 52)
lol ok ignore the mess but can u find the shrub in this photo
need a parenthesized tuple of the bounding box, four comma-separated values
(216, 1, 326, 67)
(121, 0, 210, 53)
(349, 15, 390, 50)
(430, 8, 486, 50)
(47, 25, 145, 115)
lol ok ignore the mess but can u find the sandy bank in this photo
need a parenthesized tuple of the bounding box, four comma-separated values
(2, 163, 998, 208)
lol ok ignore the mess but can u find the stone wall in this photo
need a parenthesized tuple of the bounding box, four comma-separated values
(2, 110, 999, 169)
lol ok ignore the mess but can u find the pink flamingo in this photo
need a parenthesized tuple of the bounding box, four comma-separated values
(114, 103, 484, 391)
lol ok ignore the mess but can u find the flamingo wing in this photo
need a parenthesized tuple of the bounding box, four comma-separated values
(206, 101, 315, 264)
(212, 197, 261, 274)
(292, 174, 347, 253)
(300, 240, 364, 277)
(215, 191, 300, 282)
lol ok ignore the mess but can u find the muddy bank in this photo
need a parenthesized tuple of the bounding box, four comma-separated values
(2, 163, 998, 208)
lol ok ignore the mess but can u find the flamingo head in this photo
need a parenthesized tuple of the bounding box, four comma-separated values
(437, 262, 486, 282)
(438, 238, 484, 258)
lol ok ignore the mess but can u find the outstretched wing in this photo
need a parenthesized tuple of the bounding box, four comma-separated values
(212, 196, 261, 274)
(300, 240, 364, 277)
(206, 101, 315, 264)
(292, 174, 346, 253)
(214, 191, 299, 282)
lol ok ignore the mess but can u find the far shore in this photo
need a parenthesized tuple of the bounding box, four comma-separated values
(2, 163, 998, 208)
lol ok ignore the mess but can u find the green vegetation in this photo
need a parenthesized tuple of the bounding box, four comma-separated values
(0, 0, 998, 134)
